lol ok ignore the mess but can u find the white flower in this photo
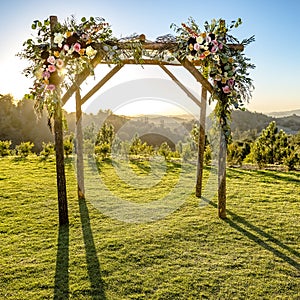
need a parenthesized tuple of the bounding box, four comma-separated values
(86, 46, 97, 58)
(54, 33, 64, 47)
(103, 45, 109, 52)
(196, 36, 204, 44)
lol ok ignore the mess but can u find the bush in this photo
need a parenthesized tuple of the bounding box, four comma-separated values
(64, 135, 74, 158)
(40, 142, 55, 159)
(95, 142, 111, 160)
(0, 140, 11, 156)
(204, 145, 212, 165)
(15, 142, 34, 157)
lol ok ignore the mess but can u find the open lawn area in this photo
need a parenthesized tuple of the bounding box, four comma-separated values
(0, 156, 299, 299)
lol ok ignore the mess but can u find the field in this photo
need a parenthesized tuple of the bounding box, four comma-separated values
(0, 156, 299, 299)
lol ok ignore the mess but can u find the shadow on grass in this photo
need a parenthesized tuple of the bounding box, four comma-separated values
(228, 167, 300, 184)
(202, 197, 300, 271)
(79, 196, 107, 299)
(54, 224, 69, 299)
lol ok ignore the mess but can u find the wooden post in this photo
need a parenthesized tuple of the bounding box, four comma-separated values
(51, 15, 69, 225)
(195, 87, 207, 197)
(218, 129, 227, 219)
(76, 89, 85, 199)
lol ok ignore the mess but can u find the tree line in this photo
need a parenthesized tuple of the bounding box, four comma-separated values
(0, 93, 299, 170)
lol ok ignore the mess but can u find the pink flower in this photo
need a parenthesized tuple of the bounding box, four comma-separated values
(228, 79, 235, 88)
(211, 45, 218, 53)
(194, 43, 201, 51)
(47, 56, 56, 65)
(56, 59, 64, 69)
(48, 65, 56, 73)
(222, 85, 231, 93)
(47, 84, 56, 91)
(42, 71, 50, 79)
(212, 40, 218, 47)
(63, 44, 70, 51)
(206, 36, 211, 43)
(218, 43, 223, 50)
(73, 42, 81, 53)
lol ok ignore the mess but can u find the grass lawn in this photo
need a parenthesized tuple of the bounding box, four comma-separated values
(0, 156, 299, 299)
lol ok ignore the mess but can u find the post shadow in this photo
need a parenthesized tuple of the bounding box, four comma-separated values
(201, 197, 300, 271)
(79, 196, 106, 299)
(54, 224, 69, 299)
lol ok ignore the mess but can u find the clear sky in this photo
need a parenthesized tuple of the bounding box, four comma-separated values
(0, 0, 299, 115)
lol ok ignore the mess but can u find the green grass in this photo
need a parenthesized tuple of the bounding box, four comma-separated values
(0, 156, 299, 299)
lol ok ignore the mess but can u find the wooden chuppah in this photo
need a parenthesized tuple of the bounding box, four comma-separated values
(49, 16, 244, 221)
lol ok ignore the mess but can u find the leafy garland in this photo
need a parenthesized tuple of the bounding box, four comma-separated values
(18, 16, 254, 138)
(18, 16, 120, 114)
(171, 18, 255, 138)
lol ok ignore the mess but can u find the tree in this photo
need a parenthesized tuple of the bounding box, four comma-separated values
(249, 121, 298, 169)
(95, 123, 115, 160)
(129, 134, 153, 159)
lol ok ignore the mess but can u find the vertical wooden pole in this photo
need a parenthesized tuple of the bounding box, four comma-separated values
(51, 16, 69, 225)
(76, 89, 85, 199)
(218, 128, 227, 219)
(195, 87, 207, 197)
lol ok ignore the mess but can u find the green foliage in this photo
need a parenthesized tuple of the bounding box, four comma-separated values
(63, 135, 74, 158)
(0, 94, 53, 153)
(0, 140, 11, 156)
(96, 122, 115, 146)
(157, 141, 171, 159)
(95, 123, 115, 160)
(40, 142, 55, 159)
(95, 142, 111, 160)
(204, 144, 212, 165)
(129, 135, 154, 159)
(227, 141, 250, 166)
(15, 141, 34, 157)
(247, 121, 299, 170)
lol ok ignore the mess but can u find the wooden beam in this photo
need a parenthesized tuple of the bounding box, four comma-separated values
(50, 15, 69, 226)
(61, 51, 105, 106)
(218, 127, 227, 219)
(76, 89, 85, 200)
(159, 65, 201, 107)
(180, 58, 214, 94)
(114, 41, 243, 52)
(195, 87, 207, 198)
(80, 64, 123, 105)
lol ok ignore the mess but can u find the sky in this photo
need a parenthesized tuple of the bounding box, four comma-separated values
(0, 0, 299, 116)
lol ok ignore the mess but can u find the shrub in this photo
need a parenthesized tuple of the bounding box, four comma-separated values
(15, 142, 34, 157)
(40, 142, 55, 159)
(0, 140, 11, 156)
(64, 135, 74, 158)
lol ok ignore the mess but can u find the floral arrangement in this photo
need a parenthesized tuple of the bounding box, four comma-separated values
(18, 16, 117, 113)
(171, 18, 255, 138)
(18, 15, 254, 139)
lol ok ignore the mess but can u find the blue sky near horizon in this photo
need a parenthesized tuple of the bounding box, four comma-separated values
(0, 0, 299, 115)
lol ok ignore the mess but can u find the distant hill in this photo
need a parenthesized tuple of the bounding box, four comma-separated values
(231, 110, 300, 136)
(266, 109, 300, 118)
